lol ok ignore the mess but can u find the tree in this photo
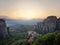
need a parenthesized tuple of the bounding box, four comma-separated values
(55, 33, 60, 45)
(33, 33, 55, 45)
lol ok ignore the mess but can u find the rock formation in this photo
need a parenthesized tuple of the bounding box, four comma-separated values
(34, 16, 60, 34)
(56, 18, 60, 32)
(0, 19, 8, 39)
(27, 31, 39, 43)
(7, 27, 10, 37)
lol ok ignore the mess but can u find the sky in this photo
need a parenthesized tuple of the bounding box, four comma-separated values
(0, 0, 60, 20)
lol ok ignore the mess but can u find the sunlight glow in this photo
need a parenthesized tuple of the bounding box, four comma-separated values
(21, 10, 36, 19)
(0, 0, 60, 20)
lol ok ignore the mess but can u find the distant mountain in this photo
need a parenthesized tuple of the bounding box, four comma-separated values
(5, 19, 43, 27)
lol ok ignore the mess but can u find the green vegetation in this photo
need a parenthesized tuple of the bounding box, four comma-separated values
(0, 32, 60, 45)
(0, 32, 28, 45)
(10, 33, 60, 45)
(33, 33, 60, 45)
(55, 33, 60, 45)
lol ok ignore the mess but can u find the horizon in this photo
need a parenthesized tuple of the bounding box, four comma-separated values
(0, 0, 60, 20)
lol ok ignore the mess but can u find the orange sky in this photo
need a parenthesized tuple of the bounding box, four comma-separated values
(0, 0, 60, 20)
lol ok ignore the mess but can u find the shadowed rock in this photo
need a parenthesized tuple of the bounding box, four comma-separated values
(34, 16, 58, 34)
(56, 18, 60, 32)
(0, 19, 8, 39)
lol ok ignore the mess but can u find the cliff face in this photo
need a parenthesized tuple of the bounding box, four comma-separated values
(34, 16, 60, 34)
(0, 19, 8, 39)
(56, 18, 60, 31)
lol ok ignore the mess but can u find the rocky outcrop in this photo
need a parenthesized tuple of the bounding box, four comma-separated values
(27, 31, 40, 43)
(7, 27, 11, 37)
(34, 16, 60, 34)
(56, 18, 60, 31)
(43, 16, 57, 33)
(0, 19, 8, 39)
